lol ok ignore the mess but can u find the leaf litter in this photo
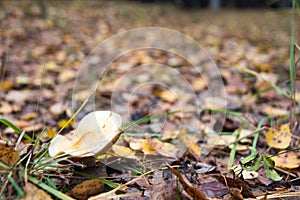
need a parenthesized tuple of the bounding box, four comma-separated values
(0, 1, 300, 199)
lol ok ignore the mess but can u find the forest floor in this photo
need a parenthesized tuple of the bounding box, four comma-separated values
(0, 1, 300, 199)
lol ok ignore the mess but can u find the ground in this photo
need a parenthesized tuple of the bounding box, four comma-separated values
(0, 1, 300, 199)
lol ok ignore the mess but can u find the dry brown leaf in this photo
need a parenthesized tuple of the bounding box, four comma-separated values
(21, 182, 52, 200)
(192, 77, 206, 91)
(58, 69, 75, 83)
(49, 102, 65, 116)
(66, 179, 105, 200)
(56, 51, 67, 63)
(212, 174, 255, 198)
(0, 101, 14, 114)
(5, 90, 32, 105)
(0, 144, 19, 170)
(273, 152, 300, 169)
(203, 97, 227, 109)
(153, 88, 177, 103)
(21, 112, 37, 121)
(262, 106, 288, 117)
(265, 123, 291, 149)
(161, 130, 179, 140)
(168, 165, 207, 200)
(295, 92, 300, 102)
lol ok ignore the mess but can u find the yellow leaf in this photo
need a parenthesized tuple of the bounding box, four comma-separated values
(141, 140, 158, 155)
(273, 152, 300, 169)
(46, 127, 57, 139)
(0, 80, 13, 90)
(148, 138, 178, 158)
(112, 145, 136, 159)
(178, 132, 201, 160)
(265, 123, 291, 149)
(58, 119, 74, 129)
(45, 61, 59, 72)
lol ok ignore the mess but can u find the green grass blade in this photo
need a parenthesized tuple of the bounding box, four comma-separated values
(228, 124, 243, 169)
(9, 177, 24, 198)
(73, 171, 120, 188)
(27, 175, 74, 200)
(0, 119, 32, 141)
(124, 110, 180, 129)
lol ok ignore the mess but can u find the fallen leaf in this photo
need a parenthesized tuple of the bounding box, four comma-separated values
(144, 179, 181, 200)
(128, 138, 158, 155)
(295, 92, 300, 102)
(192, 77, 207, 91)
(207, 129, 253, 148)
(212, 174, 255, 198)
(45, 61, 59, 72)
(45, 127, 57, 139)
(168, 165, 207, 200)
(112, 144, 136, 159)
(21, 112, 37, 121)
(262, 105, 288, 117)
(148, 138, 178, 158)
(178, 132, 201, 160)
(203, 97, 227, 109)
(0, 101, 14, 114)
(58, 119, 74, 129)
(265, 123, 291, 149)
(5, 90, 32, 105)
(273, 151, 300, 169)
(49, 102, 65, 116)
(0, 80, 13, 90)
(21, 182, 52, 200)
(0, 144, 19, 170)
(58, 69, 75, 83)
(196, 181, 228, 198)
(66, 179, 104, 200)
(161, 130, 179, 140)
(153, 88, 177, 103)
